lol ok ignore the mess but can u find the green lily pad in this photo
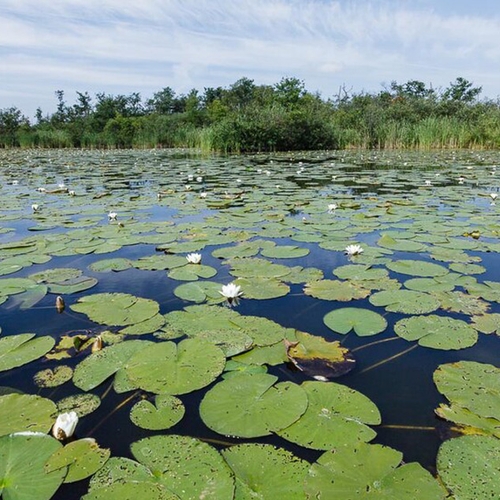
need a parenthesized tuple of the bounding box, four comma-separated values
(433, 290, 490, 315)
(403, 277, 455, 292)
(435, 403, 500, 438)
(277, 381, 380, 449)
(471, 313, 500, 334)
(71, 293, 160, 327)
(449, 262, 486, 275)
(0, 433, 66, 500)
(386, 259, 449, 277)
(84, 481, 176, 499)
(7, 284, 48, 309)
(433, 361, 500, 419)
(125, 338, 226, 395)
(222, 444, 310, 500)
(130, 395, 185, 430)
(168, 264, 217, 281)
(305, 442, 446, 499)
(260, 244, 310, 258)
(33, 366, 73, 388)
(0, 393, 56, 436)
(229, 257, 291, 279)
(48, 275, 98, 294)
(369, 289, 440, 314)
(130, 435, 235, 500)
(200, 373, 308, 438)
(73, 340, 152, 391)
(394, 315, 478, 350)
(173, 281, 224, 304)
(437, 435, 500, 500)
(333, 264, 389, 281)
(45, 438, 110, 483)
(56, 393, 101, 417)
(89, 258, 133, 272)
(304, 279, 371, 301)
(233, 277, 290, 299)
(118, 313, 166, 335)
(323, 307, 387, 336)
(0, 334, 55, 372)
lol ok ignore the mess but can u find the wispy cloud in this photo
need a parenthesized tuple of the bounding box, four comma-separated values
(1, 0, 499, 117)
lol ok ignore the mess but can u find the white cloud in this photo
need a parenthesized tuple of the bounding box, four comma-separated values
(1, 0, 499, 117)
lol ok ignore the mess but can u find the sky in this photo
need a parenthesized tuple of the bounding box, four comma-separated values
(1, 0, 500, 119)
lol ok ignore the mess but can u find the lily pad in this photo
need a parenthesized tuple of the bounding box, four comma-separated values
(45, 438, 110, 483)
(304, 279, 371, 301)
(433, 361, 500, 419)
(286, 330, 356, 379)
(369, 289, 440, 314)
(89, 258, 133, 272)
(386, 259, 449, 277)
(71, 293, 160, 327)
(200, 373, 308, 438)
(305, 442, 445, 499)
(394, 315, 478, 350)
(0, 393, 56, 436)
(0, 334, 55, 372)
(130, 395, 185, 430)
(33, 366, 73, 388)
(437, 435, 500, 500)
(0, 433, 66, 500)
(222, 444, 310, 500)
(277, 381, 381, 449)
(56, 393, 101, 417)
(125, 338, 226, 395)
(323, 307, 387, 336)
(130, 435, 235, 500)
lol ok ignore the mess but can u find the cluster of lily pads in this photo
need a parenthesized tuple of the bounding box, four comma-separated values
(0, 148, 499, 499)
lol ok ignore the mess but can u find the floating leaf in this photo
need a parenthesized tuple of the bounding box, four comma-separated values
(48, 275, 98, 294)
(305, 442, 445, 499)
(277, 381, 380, 449)
(71, 293, 160, 327)
(0, 333, 55, 372)
(56, 393, 101, 417)
(260, 244, 310, 258)
(437, 435, 500, 500)
(222, 444, 310, 500)
(304, 279, 371, 301)
(233, 276, 290, 299)
(394, 315, 478, 350)
(433, 361, 500, 419)
(471, 313, 500, 334)
(386, 259, 449, 277)
(33, 366, 73, 388)
(45, 438, 110, 483)
(0, 433, 66, 500)
(433, 290, 490, 315)
(73, 340, 151, 391)
(286, 330, 355, 379)
(323, 307, 387, 336)
(89, 258, 133, 272)
(130, 435, 235, 500)
(200, 373, 308, 438)
(0, 393, 56, 436)
(130, 395, 185, 430)
(369, 289, 440, 314)
(125, 338, 226, 395)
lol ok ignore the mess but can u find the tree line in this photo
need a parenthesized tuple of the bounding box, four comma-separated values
(1, 76, 499, 151)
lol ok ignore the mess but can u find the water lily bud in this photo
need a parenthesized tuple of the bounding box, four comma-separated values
(52, 411, 78, 440)
(92, 335, 103, 353)
(55, 296, 65, 313)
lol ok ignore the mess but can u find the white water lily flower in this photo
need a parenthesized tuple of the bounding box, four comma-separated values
(196, 176, 203, 182)
(187, 174, 194, 181)
(186, 253, 202, 264)
(458, 177, 465, 184)
(424, 180, 432, 186)
(490, 193, 498, 200)
(345, 244, 364, 257)
(108, 212, 117, 220)
(68, 190, 75, 196)
(36, 187, 46, 193)
(52, 411, 78, 440)
(200, 192, 207, 199)
(31, 204, 39, 212)
(220, 282, 243, 305)
(328, 203, 337, 213)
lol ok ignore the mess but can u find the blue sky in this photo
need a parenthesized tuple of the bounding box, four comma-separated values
(1, 0, 499, 119)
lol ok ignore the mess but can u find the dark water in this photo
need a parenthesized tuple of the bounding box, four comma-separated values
(0, 149, 499, 499)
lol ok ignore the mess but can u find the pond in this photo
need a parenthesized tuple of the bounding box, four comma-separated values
(0, 148, 499, 499)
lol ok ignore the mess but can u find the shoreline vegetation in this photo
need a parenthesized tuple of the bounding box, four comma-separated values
(1, 76, 500, 152)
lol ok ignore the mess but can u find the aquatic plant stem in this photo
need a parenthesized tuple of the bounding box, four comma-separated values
(358, 344, 418, 374)
(380, 424, 435, 431)
(351, 336, 401, 353)
(85, 390, 140, 437)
